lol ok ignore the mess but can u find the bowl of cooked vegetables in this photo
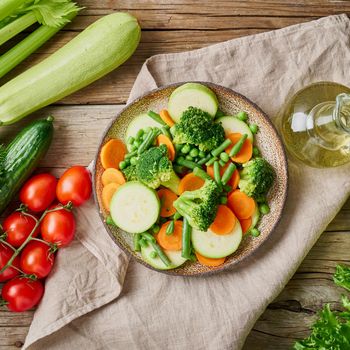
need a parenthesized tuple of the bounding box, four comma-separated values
(93, 82, 288, 276)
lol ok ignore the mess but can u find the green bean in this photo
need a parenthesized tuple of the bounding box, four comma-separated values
(221, 163, 236, 185)
(259, 203, 270, 215)
(213, 161, 221, 185)
(250, 228, 260, 237)
(139, 238, 148, 248)
(205, 156, 217, 166)
(119, 161, 127, 170)
(174, 165, 185, 174)
(173, 212, 182, 220)
(181, 217, 192, 259)
(186, 155, 194, 161)
(126, 143, 134, 152)
(147, 111, 166, 126)
(136, 129, 144, 140)
(130, 157, 138, 166)
(220, 152, 230, 163)
(198, 151, 206, 158)
(150, 241, 171, 267)
(106, 215, 116, 226)
(161, 125, 172, 139)
(190, 148, 199, 158)
(150, 251, 158, 259)
(211, 139, 232, 157)
(138, 129, 156, 155)
(236, 111, 248, 122)
(144, 126, 151, 134)
(220, 196, 228, 204)
(198, 153, 212, 165)
(193, 166, 212, 181)
(133, 140, 141, 148)
(219, 160, 226, 167)
(166, 220, 175, 235)
(175, 144, 183, 154)
(253, 146, 260, 157)
(181, 144, 191, 154)
(176, 158, 199, 170)
(229, 134, 248, 157)
(133, 233, 141, 252)
(125, 150, 137, 159)
(249, 124, 259, 134)
(189, 253, 197, 262)
(127, 136, 135, 144)
(142, 232, 156, 243)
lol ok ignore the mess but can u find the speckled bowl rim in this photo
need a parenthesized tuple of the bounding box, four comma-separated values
(93, 81, 289, 277)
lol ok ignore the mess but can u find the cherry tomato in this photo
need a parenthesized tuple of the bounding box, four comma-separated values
(56, 166, 92, 207)
(41, 206, 75, 247)
(2, 277, 44, 312)
(3, 212, 40, 247)
(20, 241, 54, 278)
(19, 173, 57, 212)
(0, 243, 20, 282)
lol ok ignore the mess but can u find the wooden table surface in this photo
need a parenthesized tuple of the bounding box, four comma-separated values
(1, 1, 350, 349)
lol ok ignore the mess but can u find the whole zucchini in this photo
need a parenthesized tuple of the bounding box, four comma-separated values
(0, 116, 54, 213)
(0, 12, 141, 125)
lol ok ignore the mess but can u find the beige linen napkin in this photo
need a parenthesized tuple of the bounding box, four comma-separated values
(24, 14, 350, 350)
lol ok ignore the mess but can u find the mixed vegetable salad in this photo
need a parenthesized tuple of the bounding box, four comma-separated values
(100, 83, 275, 270)
(99, 83, 275, 270)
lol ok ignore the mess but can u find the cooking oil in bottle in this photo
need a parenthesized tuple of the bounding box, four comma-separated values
(279, 82, 350, 168)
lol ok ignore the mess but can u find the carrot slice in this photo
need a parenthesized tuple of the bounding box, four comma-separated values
(210, 205, 236, 235)
(100, 139, 127, 170)
(102, 182, 120, 211)
(101, 168, 126, 186)
(226, 133, 253, 164)
(157, 189, 178, 217)
(157, 221, 182, 251)
(227, 190, 255, 219)
(179, 173, 205, 194)
(160, 109, 175, 127)
(231, 169, 240, 190)
(240, 217, 252, 234)
(157, 134, 176, 161)
(195, 252, 226, 267)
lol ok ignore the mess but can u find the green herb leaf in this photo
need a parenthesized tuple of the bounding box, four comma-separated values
(334, 264, 350, 292)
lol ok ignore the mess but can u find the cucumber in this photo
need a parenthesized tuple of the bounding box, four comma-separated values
(0, 13, 141, 125)
(191, 220, 243, 259)
(216, 116, 253, 142)
(141, 244, 187, 270)
(0, 116, 54, 214)
(125, 113, 162, 141)
(110, 181, 160, 233)
(168, 83, 219, 123)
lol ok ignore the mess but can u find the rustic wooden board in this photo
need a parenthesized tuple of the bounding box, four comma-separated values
(0, 1, 349, 349)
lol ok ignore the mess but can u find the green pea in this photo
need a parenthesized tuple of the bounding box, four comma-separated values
(236, 111, 248, 121)
(199, 151, 206, 158)
(175, 144, 183, 153)
(124, 158, 130, 166)
(249, 124, 259, 134)
(150, 251, 158, 259)
(220, 152, 229, 162)
(190, 148, 199, 158)
(259, 203, 270, 215)
(127, 136, 135, 144)
(181, 144, 191, 154)
(151, 224, 160, 234)
(251, 228, 260, 237)
(136, 129, 144, 140)
(133, 140, 141, 148)
(253, 147, 260, 157)
(177, 156, 185, 163)
(131, 144, 138, 152)
(119, 161, 127, 170)
(186, 155, 194, 161)
(130, 157, 138, 165)
(220, 196, 228, 204)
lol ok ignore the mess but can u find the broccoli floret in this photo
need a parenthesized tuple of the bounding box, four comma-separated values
(122, 164, 138, 182)
(173, 107, 225, 152)
(136, 144, 181, 194)
(238, 158, 275, 200)
(173, 179, 220, 231)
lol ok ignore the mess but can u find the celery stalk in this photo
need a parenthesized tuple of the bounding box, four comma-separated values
(0, 0, 27, 22)
(0, 12, 37, 46)
(0, 11, 77, 79)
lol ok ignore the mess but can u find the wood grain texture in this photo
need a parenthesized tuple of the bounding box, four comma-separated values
(0, 0, 349, 349)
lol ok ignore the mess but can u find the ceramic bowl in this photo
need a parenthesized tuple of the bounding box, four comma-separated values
(93, 82, 288, 276)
